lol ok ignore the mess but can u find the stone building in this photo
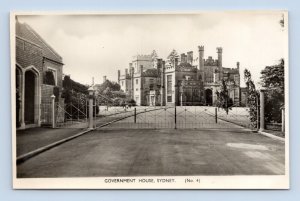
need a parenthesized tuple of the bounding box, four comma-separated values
(118, 46, 245, 106)
(15, 19, 64, 129)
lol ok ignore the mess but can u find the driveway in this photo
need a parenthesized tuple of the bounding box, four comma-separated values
(17, 128, 285, 178)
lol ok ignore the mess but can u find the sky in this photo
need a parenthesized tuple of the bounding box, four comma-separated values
(18, 12, 287, 87)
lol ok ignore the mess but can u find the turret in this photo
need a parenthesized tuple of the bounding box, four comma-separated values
(103, 76, 107, 83)
(198, 45, 205, 81)
(130, 66, 134, 99)
(217, 47, 223, 80)
(198, 46, 204, 71)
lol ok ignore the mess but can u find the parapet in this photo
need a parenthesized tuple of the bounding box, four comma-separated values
(198, 45, 204, 51)
(217, 47, 223, 53)
(132, 54, 152, 61)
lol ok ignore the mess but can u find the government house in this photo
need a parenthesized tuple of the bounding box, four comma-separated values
(118, 46, 247, 107)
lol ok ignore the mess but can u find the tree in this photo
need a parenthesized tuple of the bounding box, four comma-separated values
(61, 75, 90, 119)
(215, 80, 233, 114)
(97, 80, 121, 94)
(95, 79, 127, 106)
(260, 59, 284, 123)
(244, 69, 259, 129)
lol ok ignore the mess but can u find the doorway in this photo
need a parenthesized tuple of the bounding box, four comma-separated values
(205, 89, 213, 106)
(24, 70, 35, 124)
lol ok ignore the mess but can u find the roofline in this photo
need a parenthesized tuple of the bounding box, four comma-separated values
(23, 22, 63, 62)
(16, 35, 43, 49)
(43, 57, 64, 65)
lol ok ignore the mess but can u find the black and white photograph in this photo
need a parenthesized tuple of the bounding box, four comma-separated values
(11, 11, 289, 189)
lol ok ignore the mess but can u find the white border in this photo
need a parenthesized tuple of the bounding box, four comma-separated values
(10, 10, 289, 189)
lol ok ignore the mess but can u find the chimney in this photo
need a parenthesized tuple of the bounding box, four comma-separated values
(174, 57, 179, 68)
(187, 51, 193, 65)
(139, 65, 144, 74)
(117, 70, 120, 83)
(103, 76, 107, 83)
(237, 61, 240, 69)
(180, 53, 187, 63)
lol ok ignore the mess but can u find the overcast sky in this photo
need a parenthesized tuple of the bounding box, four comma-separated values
(18, 12, 287, 87)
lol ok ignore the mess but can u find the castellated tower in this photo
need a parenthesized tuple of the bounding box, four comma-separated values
(198, 45, 204, 81)
(217, 47, 223, 81)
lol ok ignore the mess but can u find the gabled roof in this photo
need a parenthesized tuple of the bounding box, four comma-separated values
(16, 20, 63, 64)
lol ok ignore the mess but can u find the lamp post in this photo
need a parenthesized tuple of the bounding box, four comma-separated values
(88, 86, 95, 129)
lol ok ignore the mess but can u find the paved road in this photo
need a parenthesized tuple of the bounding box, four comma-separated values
(17, 128, 284, 178)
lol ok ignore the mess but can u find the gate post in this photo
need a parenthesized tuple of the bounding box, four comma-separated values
(134, 107, 137, 123)
(215, 107, 218, 123)
(282, 107, 285, 132)
(51, 94, 56, 128)
(175, 105, 177, 129)
(259, 89, 265, 132)
(88, 87, 95, 129)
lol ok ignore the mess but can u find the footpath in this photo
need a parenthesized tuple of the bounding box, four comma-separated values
(16, 107, 167, 163)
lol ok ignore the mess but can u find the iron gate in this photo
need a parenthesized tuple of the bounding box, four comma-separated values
(96, 105, 251, 129)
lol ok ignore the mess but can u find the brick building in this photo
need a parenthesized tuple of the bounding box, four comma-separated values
(118, 46, 247, 107)
(15, 19, 64, 129)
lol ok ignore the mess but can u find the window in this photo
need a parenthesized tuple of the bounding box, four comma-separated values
(44, 67, 57, 86)
(149, 79, 154, 90)
(122, 81, 124, 86)
(136, 79, 139, 84)
(48, 67, 57, 85)
(167, 95, 172, 102)
(167, 75, 172, 93)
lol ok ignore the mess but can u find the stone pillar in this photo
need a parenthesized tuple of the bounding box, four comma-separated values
(180, 93, 183, 106)
(51, 94, 56, 128)
(88, 87, 94, 129)
(89, 97, 93, 129)
(282, 107, 285, 132)
(259, 89, 265, 132)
